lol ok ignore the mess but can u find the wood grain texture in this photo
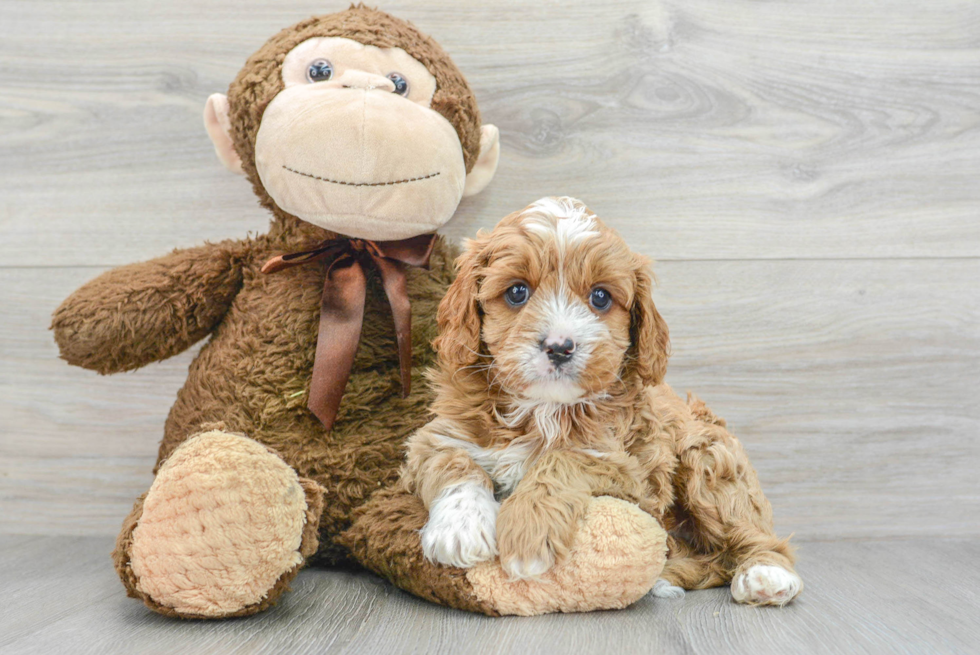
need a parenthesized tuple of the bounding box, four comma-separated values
(3, 259, 977, 537)
(0, 0, 978, 548)
(1, 3, 978, 649)
(0, 535, 978, 655)
(0, 0, 978, 266)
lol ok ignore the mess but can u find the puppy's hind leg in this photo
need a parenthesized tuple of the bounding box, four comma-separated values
(658, 535, 727, 596)
(674, 399, 802, 606)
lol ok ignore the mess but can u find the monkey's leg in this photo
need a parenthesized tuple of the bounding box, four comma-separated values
(113, 430, 324, 619)
(673, 400, 802, 606)
(340, 486, 667, 616)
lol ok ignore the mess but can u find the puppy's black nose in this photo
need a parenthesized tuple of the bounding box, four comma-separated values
(541, 338, 576, 366)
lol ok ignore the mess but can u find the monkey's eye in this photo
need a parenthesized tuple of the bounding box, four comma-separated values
(504, 283, 530, 308)
(306, 59, 333, 83)
(387, 72, 409, 96)
(589, 288, 612, 312)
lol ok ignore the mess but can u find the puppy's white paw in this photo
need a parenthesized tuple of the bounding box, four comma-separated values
(421, 482, 499, 568)
(652, 579, 686, 599)
(502, 552, 554, 580)
(731, 564, 802, 606)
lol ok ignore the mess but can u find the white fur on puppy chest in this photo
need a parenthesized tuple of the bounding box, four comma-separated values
(420, 482, 499, 568)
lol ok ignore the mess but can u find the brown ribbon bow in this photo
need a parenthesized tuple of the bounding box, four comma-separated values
(261, 233, 437, 432)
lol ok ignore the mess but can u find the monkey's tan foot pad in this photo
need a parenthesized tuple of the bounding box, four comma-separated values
(466, 496, 667, 616)
(119, 430, 324, 618)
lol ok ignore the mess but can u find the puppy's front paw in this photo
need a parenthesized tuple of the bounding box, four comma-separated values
(496, 494, 578, 581)
(501, 550, 555, 580)
(731, 564, 803, 606)
(421, 482, 499, 568)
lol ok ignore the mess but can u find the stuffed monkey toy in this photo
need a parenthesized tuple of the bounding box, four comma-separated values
(51, 5, 667, 618)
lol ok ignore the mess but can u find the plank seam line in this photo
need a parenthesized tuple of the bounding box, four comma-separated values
(1, 256, 979, 269)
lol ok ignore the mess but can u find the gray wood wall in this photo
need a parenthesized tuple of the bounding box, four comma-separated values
(1, 0, 977, 540)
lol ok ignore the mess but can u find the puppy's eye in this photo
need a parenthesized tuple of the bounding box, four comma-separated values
(504, 283, 530, 307)
(589, 287, 612, 311)
(387, 72, 409, 96)
(307, 59, 333, 83)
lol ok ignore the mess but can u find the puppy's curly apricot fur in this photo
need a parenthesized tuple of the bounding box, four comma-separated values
(403, 198, 802, 604)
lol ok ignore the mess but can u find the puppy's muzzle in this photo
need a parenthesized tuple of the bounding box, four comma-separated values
(540, 337, 576, 367)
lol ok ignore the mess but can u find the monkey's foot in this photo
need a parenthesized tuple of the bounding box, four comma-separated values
(114, 430, 323, 618)
(342, 491, 665, 616)
(466, 496, 667, 615)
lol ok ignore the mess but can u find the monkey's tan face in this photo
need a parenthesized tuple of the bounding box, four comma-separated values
(206, 34, 499, 241)
(253, 37, 467, 240)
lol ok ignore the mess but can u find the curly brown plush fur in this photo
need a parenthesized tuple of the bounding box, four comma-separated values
(51, 7, 671, 619)
(50, 4, 502, 618)
(54, 219, 664, 617)
(53, 218, 464, 593)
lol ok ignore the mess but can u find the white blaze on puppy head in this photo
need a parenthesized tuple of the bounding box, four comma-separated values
(520, 197, 600, 252)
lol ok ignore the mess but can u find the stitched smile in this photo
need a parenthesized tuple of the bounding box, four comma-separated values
(283, 165, 441, 187)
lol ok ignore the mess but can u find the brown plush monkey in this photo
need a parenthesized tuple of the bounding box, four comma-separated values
(51, 5, 666, 618)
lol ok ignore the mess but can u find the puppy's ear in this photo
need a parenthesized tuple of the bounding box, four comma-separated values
(628, 258, 670, 386)
(434, 237, 485, 370)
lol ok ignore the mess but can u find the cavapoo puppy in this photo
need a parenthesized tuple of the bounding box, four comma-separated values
(401, 197, 802, 605)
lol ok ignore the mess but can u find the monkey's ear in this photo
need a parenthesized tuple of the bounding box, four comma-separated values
(204, 93, 245, 176)
(462, 124, 500, 198)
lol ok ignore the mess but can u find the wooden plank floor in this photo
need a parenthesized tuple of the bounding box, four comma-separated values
(3, 259, 977, 538)
(2, 0, 978, 538)
(1, 535, 978, 655)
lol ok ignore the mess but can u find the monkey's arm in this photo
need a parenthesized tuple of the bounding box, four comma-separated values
(51, 240, 248, 374)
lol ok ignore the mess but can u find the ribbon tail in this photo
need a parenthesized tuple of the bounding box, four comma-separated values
(373, 256, 413, 398)
(261, 241, 346, 275)
(308, 260, 367, 431)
